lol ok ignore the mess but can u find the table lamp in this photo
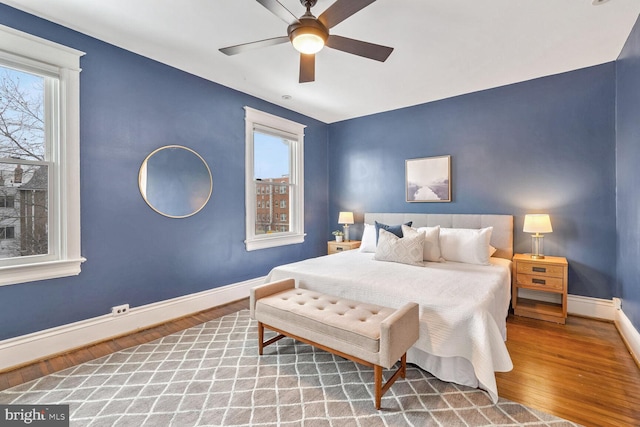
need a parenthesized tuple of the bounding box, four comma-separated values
(523, 214, 553, 259)
(338, 211, 354, 241)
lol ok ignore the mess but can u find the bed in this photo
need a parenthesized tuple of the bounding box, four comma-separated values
(265, 213, 514, 403)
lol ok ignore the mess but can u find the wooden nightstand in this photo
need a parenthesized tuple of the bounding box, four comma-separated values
(512, 253, 568, 324)
(328, 240, 361, 255)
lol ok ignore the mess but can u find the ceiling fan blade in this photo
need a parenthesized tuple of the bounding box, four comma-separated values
(299, 53, 315, 83)
(219, 36, 290, 56)
(326, 35, 393, 62)
(256, 0, 300, 26)
(318, 0, 376, 29)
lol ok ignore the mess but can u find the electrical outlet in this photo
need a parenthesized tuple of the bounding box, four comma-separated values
(111, 304, 130, 316)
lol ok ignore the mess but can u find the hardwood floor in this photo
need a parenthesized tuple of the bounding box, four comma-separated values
(1, 299, 639, 426)
(496, 314, 640, 427)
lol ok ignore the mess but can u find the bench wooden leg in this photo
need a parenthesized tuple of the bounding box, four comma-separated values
(374, 365, 383, 409)
(374, 353, 407, 410)
(258, 322, 264, 355)
(257, 322, 286, 356)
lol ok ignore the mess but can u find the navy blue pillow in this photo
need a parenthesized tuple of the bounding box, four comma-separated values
(374, 221, 413, 243)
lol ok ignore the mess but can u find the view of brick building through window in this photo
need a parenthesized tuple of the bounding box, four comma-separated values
(255, 177, 290, 234)
(0, 67, 49, 260)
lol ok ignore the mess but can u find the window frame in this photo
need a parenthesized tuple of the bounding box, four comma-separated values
(244, 107, 305, 251)
(0, 24, 85, 286)
(0, 196, 15, 208)
(0, 226, 15, 240)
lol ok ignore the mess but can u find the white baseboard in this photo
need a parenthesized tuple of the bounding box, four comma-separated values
(615, 307, 640, 366)
(518, 289, 616, 320)
(567, 294, 616, 320)
(0, 276, 266, 372)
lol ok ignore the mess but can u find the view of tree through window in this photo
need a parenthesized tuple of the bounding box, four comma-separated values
(0, 67, 49, 259)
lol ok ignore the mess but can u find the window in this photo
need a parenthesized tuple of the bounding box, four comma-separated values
(0, 25, 84, 286)
(0, 196, 15, 208)
(0, 226, 15, 239)
(244, 107, 305, 251)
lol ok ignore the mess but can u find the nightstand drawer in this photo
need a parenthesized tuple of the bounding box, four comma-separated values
(331, 243, 352, 252)
(516, 262, 565, 278)
(327, 240, 361, 255)
(516, 273, 564, 291)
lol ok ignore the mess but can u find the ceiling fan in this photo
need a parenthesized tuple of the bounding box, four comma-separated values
(219, 0, 394, 83)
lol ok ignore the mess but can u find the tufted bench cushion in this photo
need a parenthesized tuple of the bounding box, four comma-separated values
(250, 278, 419, 409)
(256, 288, 396, 354)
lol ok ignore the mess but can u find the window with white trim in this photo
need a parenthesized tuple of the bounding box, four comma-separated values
(244, 107, 305, 251)
(0, 24, 84, 286)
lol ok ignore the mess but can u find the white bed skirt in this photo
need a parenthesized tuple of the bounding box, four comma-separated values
(408, 348, 481, 393)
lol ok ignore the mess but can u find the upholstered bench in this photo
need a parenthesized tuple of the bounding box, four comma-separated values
(250, 278, 419, 409)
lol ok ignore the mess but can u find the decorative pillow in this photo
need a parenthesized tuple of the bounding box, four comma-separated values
(489, 245, 497, 257)
(414, 225, 443, 262)
(374, 220, 413, 243)
(374, 228, 424, 267)
(359, 223, 377, 253)
(439, 227, 494, 265)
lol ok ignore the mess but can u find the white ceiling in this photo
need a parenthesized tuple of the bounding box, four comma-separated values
(3, 0, 640, 123)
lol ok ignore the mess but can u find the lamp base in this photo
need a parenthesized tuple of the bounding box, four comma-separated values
(530, 234, 545, 260)
(343, 224, 350, 242)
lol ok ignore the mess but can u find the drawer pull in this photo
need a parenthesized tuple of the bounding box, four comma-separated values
(336, 247, 343, 251)
(532, 267, 546, 273)
(532, 278, 546, 285)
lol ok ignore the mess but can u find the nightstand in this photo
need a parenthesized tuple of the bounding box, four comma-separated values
(328, 240, 361, 255)
(512, 253, 568, 324)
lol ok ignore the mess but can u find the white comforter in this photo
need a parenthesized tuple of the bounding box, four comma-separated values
(266, 251, 514, 403)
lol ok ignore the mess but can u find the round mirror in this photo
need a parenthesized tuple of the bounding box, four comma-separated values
(139, 145, 212, 218)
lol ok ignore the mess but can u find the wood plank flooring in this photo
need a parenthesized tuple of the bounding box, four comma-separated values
(496, 314, 640, 427)
(1, 299, 639, 426)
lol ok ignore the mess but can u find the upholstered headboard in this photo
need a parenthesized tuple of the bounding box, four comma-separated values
(364, 213, 514, 260)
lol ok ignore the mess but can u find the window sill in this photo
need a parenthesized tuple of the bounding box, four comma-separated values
(0, 258, 87, 287)
(245, 234, 305, 251)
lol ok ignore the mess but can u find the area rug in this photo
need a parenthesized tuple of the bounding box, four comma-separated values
(0, 310, 580, 426)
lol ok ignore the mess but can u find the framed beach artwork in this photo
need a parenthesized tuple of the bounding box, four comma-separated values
(406, 155, 451, 202)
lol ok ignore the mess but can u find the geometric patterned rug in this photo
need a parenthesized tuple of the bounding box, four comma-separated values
(0, 310, 581, 426)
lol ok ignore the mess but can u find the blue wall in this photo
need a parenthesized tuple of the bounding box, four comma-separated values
(616, 15, 640, 330)
(2, 3, 637, 341)
(0, 5, 329, 340)
(328, 65, 617, 300)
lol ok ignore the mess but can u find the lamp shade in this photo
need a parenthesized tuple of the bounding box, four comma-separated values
(523, 214, 553, 234)
(338, 211, 354, 225)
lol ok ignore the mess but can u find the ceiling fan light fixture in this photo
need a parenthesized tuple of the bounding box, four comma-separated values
(290, 24, 328, 54)
(292, 32, 325, 54)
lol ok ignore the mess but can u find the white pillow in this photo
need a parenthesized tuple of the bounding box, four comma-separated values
(415, 226, 442, 262)
(402, 225, 442, 262)
(374, 228, 425, 267)
(359, 223, 377, 253)
(439, 227, 493, 265)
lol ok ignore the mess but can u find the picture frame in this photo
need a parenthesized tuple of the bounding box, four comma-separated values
(406, 155, 451, 202)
